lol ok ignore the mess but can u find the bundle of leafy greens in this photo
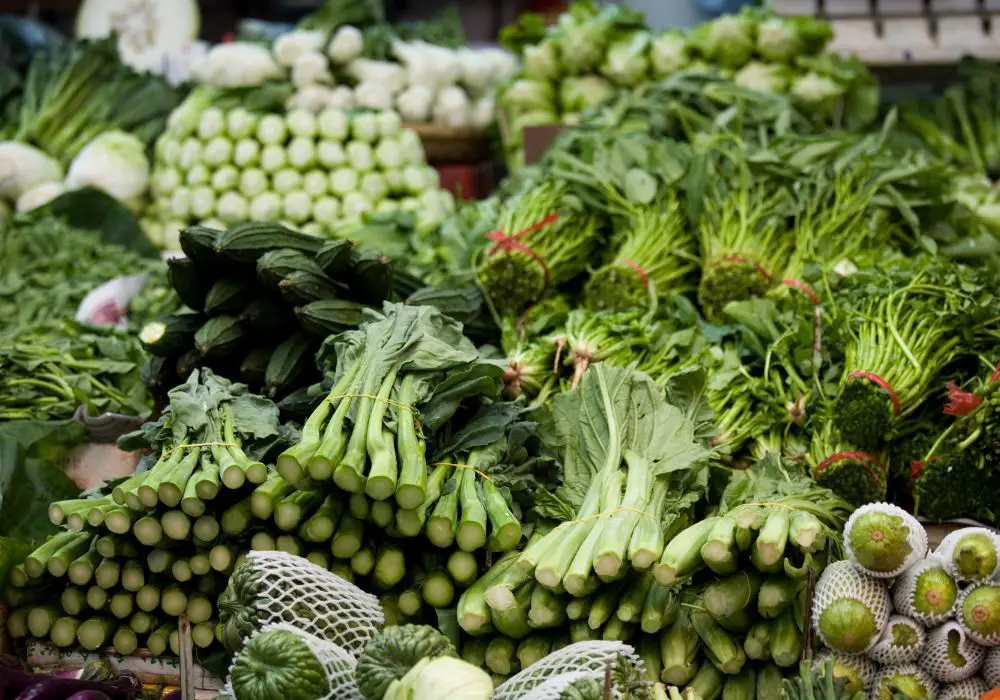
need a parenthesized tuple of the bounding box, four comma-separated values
(696, 179, 792, 322)
(0, 211, 172, 334)
(563, 308, 652, 388)
(829, 257, 988, 449)
(0, 319, 151, 422)
(476, 179, 604, 310)
(276, 302, 506, 512)
(0, 37, 183, 165)
(107, 368, 286, 518)
(477, 364, 710, 606)
(807, 422, 888, 507)
(913, 362, 1000, 524)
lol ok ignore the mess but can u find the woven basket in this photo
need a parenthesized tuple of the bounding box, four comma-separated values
(405, 123, 492, 164)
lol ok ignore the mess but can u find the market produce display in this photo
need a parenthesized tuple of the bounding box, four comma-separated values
(9, 1, 1000, 699)
(498, 3, 876, 167)
(145, 92, 454, 250)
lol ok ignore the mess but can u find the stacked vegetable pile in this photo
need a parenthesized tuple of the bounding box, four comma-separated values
(145, 90, 453, 250)
(0, 36, 183, 215)
(453, 365, 850, 691)
(4, 369, 288, 658)
(139, 221, 427, 407)
(812, 505, 1000, 699)
(498, 2, 877, 166)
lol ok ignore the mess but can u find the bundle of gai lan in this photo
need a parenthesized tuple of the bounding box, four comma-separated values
(463, 364, 711, 623)
(276, 302, 506, 512)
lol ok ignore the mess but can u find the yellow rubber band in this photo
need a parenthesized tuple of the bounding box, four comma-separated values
(433, 462, 493, 483)
(165, 441, 238, 455)
(329, 393, 424, 438)
(566, 506, 657, 525)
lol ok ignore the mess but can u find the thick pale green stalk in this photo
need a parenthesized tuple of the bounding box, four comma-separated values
(113, 626, 139, 654)
(364, 368, 401, 500)
(189, 553, 211, 575)
(484, 479, 521, 552)
(702, 516, 739, 575)
(274, 487, 326, 532)
(617, 573, 654, 623)
(104, 507, 132, 535)
(161, 585, 188, 616)
(28, 605, 61, 637)
(121, 560, 145, 592)
(193, 514, 220, 543)
(221, 495, 253, 535)
(298, 494, 344, 542)
(25, 531, 87, 578)
(146, 549, 175, 574)
(147, 623, 174, 656)
(595, 451, 650, 578)
(350, 543, 376, 576)
(373, 544, 406, 589)
(158, 447, 202, 507)
(109, 591, 133, 619)
(162, 510, 191, 540)
(628, 478, 669, 570)
(279, 394, 335, 484)
(137, 448, 192, 508)
(335, 361, 385, 493)
(394, 374, 427, 509)
(193, 452, 221, 501)
(563, 472, 624, 594)
(456, 468, 488, 552)
(134, 516, 163, 546)
(588, 579, 627, 630)
(754, 508, 790, 568)
(447, 550, 479, 586)
(251, 472, 294, 520)
(527, 584, 565, 628)
(330, 513, 363, 559)
(77, 617, 115, 651)
(50, 616, 81, 647)
(655, 517, 718, 585)
(427, 468, 461, 548)
(186, 593, 213, 623)
(135, 585, 160, 613)
(95, 558, 121, 589)
(422, 570, 455, 608)
(129, 611, 155, 634)
(396, 464, 447, 536)
(68, 546, 101, 585)
(86, 585, 108, 611)
(61, 587, 87, 616)
(172, 558, 192, 582)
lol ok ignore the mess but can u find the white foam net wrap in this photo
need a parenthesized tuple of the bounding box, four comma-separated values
(519, 671, 627, 700)
(935, 527, 1000, 583)
(868, 665, 939, 700)
(891, 556, 957, 627)
(868, 615, 926, 665)
(814, 650, 879, 687)
(814, 561, 891, 654)
(938, 676, 990, 700)
(984, 647, 1000, 687)
(920, 621, 986, 683)
(956, 582, 1000, 647)
(242, 551, 383, 657)
(845, 503, 928, 579)
(225, 623, 364, 700)
(493, 641, 642, 700)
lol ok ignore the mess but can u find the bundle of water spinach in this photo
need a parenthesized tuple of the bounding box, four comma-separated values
(276, 303, 506, 519)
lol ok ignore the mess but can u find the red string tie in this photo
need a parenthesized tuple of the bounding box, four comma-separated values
(910, 455, 945, 482)
(717, 254, 774, 283)
(485, 212, 558, 280)
(621, 259, 649, 287)
(814, 451, 886, 487)
(780, 278, 820, 306)
(943, 381, 983, 417)
(989, 361, 1000, 384)
(847, 370, 901, 417)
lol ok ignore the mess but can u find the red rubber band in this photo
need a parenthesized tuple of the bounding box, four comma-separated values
(814, 451, 886, 487)
(620, 259, 649, 287)
(989, 361, 1000, 384)
(910, 455, 944, 482)
(485, 212, 558, 280)
(717, 255, 774, 283)
(847, 370, 901, 417)
(780, 278, 820, 306)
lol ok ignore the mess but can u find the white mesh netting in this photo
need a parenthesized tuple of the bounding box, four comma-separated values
(868, 615, 926, 665)
(868, 664, 939, 700)
(814, 650, 878, 689)
(242, 550, 383, 656)
(814, 561, 891, 654)
(935, 527, 1000, 583)
(984, 647, 1000, 687)
(492, 641, 643, 700)
(845, 503, 928, 579)
(956, 582, 1000, 647)
(519, 671, 626, 700)
(919, 621, 987, 683)
(226, 623, 364, 700)
(938, 676, 989, 700)
(891, 556, 958, 627)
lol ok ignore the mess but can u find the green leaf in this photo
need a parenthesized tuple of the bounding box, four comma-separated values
(0, 536, 33, 596)
(624, 168, 657, 204)
(32, 187, 159, 257)
(0, 419, 83, 541)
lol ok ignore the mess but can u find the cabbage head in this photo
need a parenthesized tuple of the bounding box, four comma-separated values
(501, 78, 557, 114)
(756, 16, 833, 63)
(558, 75, 616, 113)
(690, 13, 757, 69)
(66, 130, 151, 202)
(599, 31, 651, 87)
(523, 42, 561, 81)
(734, 61, 792, 93)
(650, 31, 689, 77)
(555, 5, 607, 74)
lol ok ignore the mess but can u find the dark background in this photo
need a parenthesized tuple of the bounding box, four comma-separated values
(0, 0, 543, 44)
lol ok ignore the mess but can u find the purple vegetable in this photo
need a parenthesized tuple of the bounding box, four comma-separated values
(160, 692, 182, 700)
(13, 672, 140, 700)
(66, 692, 112, 700)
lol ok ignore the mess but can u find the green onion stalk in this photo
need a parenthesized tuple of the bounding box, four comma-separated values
(564, 309, 651, 389)
(913, 366, 1000, 523)
(477, 180, 604, 310)
(584, 196, 698, 311)
(502, 341, 557, 402)
(807, 422, 887, 507)
(697, 184, 792, 322)
(832, 286, 961, 449)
